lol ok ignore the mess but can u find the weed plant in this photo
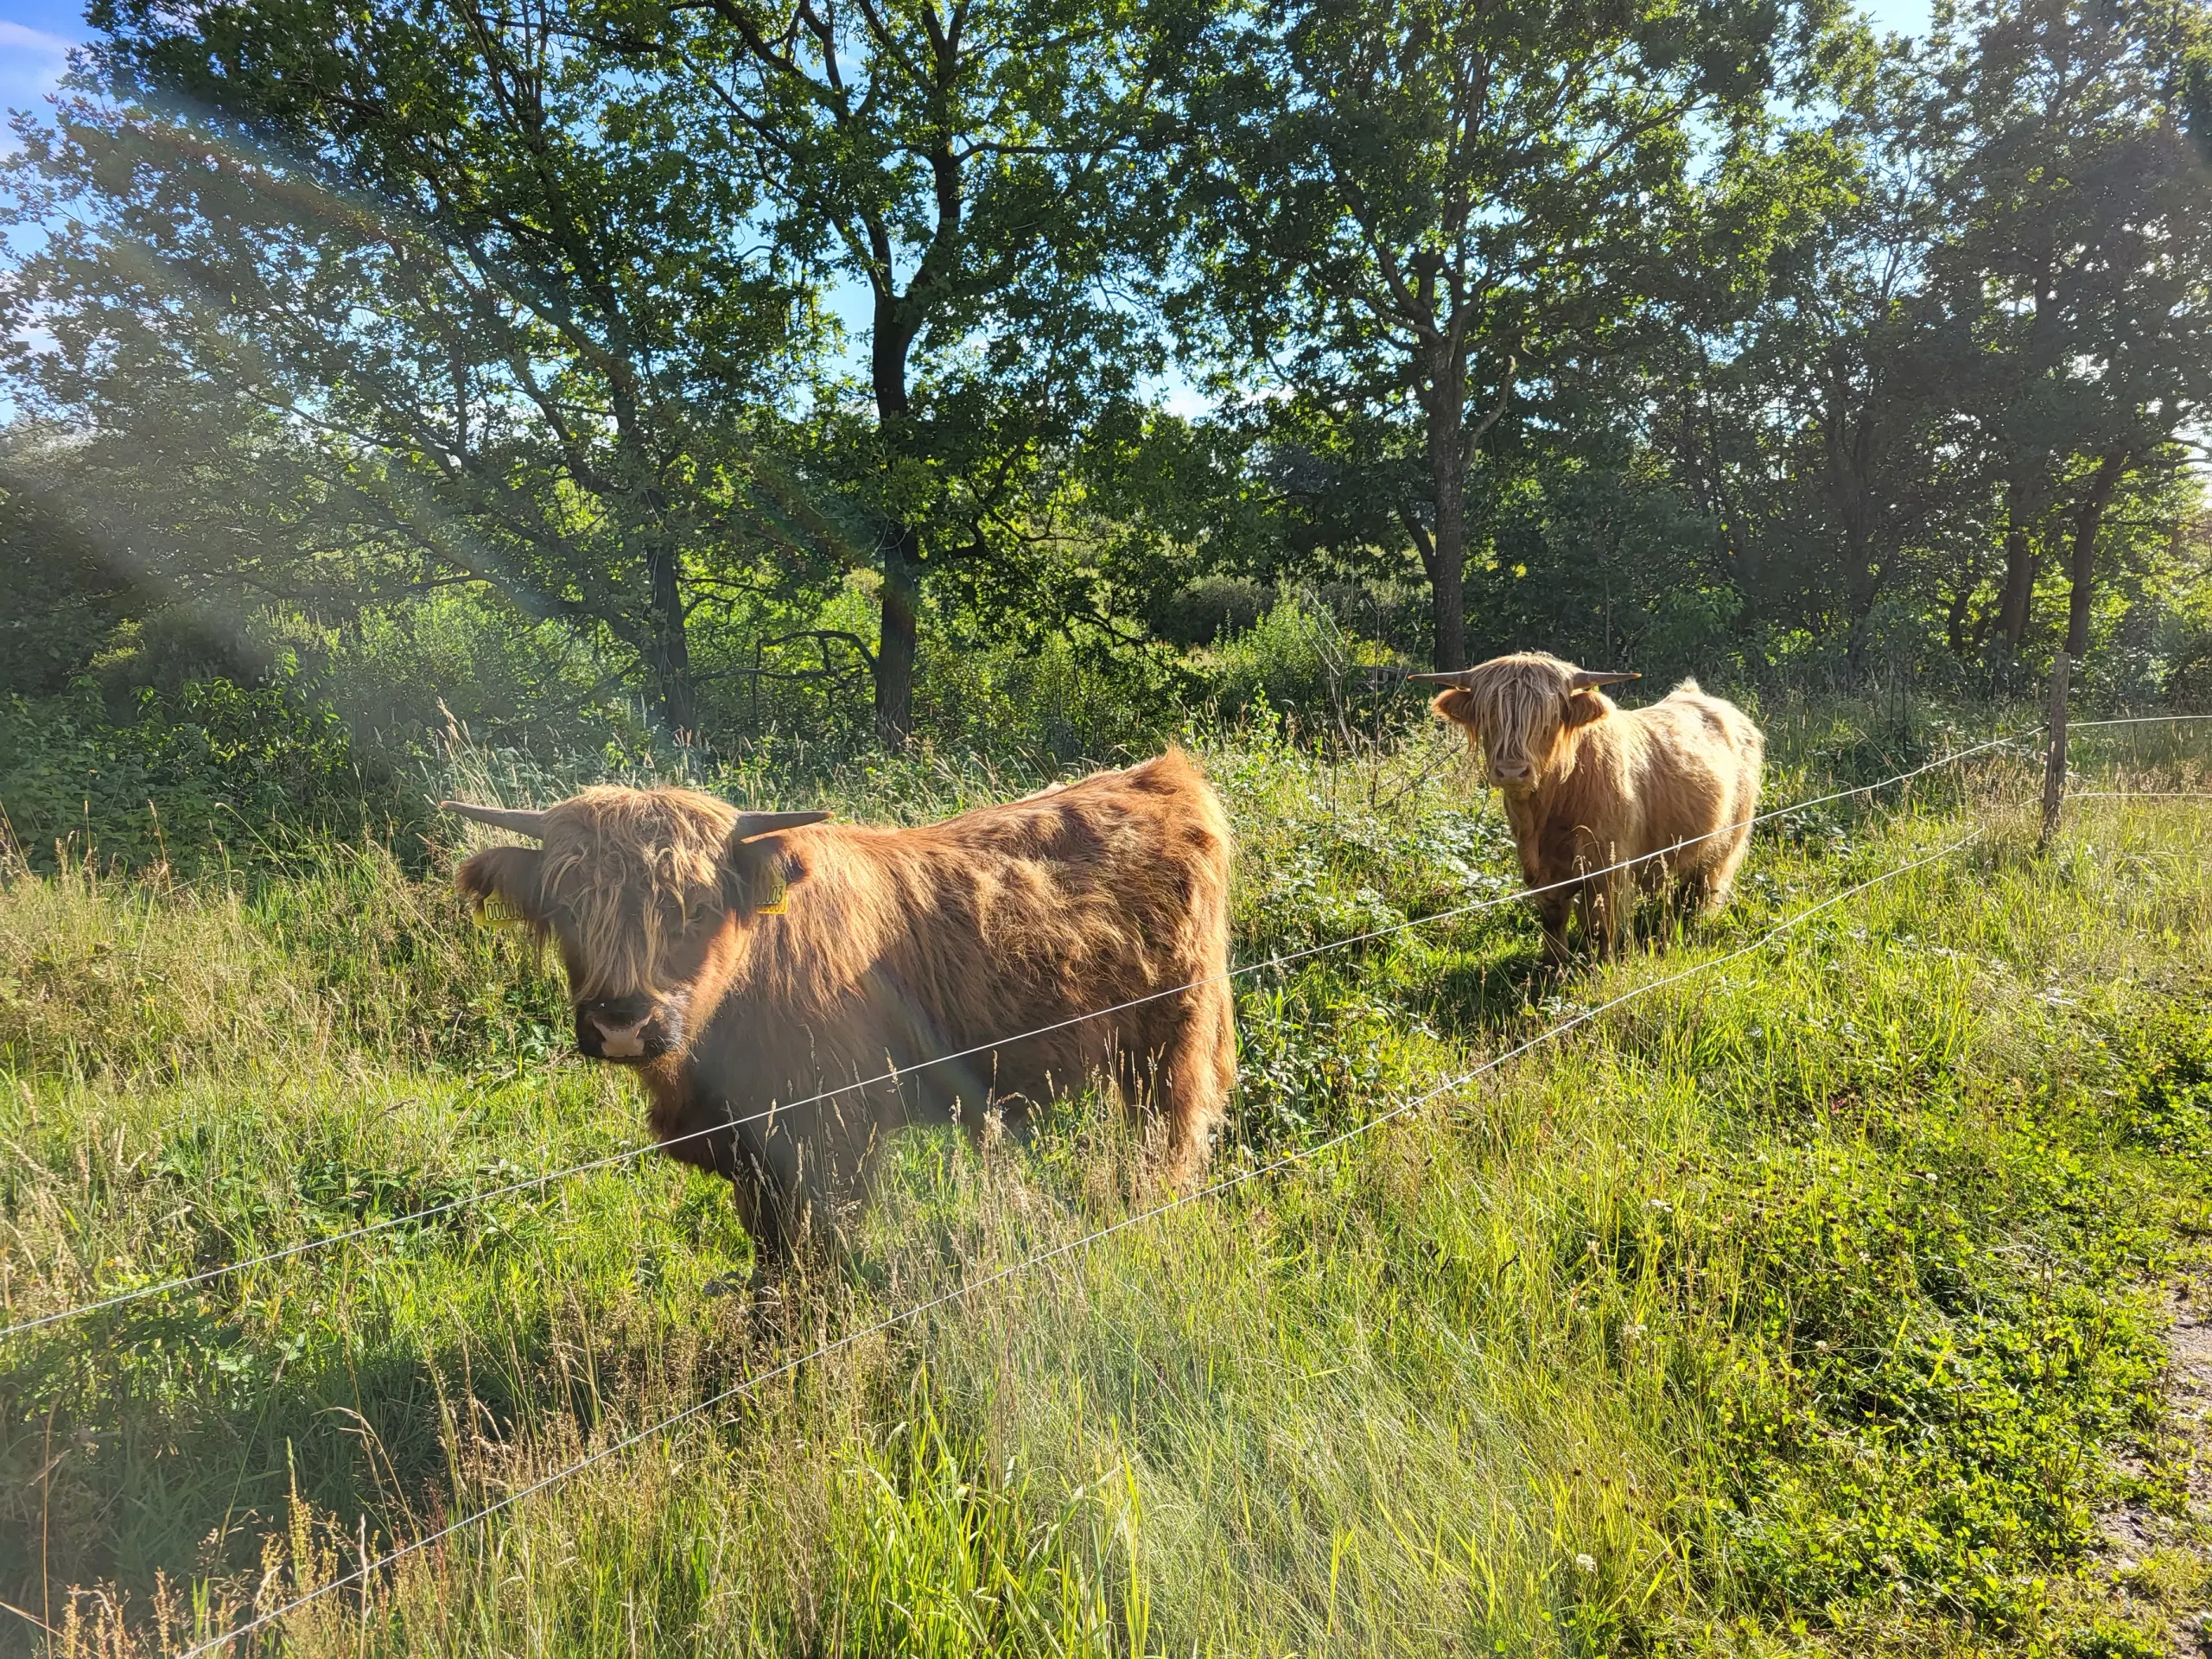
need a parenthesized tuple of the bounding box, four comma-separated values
(0, 708, 2208, 1656)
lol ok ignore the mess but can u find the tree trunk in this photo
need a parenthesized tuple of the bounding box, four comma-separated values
(1841, 518, 1879, 685)
(2063, 451, 2128, 659)
(871, 309, 921, 750)
(1998, 479, 2037, 651)
(1821, 366, 1885, 685)
(1945, 579, 1975, 658)
(1423, 341, 1469, 672)
(2007, 276, 2063, 653)
(2040, 647, 2069, 849)
(876, 525, 922, 749)
(645, 539, 697, 739)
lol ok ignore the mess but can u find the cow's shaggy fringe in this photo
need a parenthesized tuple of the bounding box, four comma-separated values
(531, 786, 745, 1001)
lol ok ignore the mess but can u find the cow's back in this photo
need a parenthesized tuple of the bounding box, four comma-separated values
(683, 749, 1232, 1150)
(1624, 683, 1764, 861)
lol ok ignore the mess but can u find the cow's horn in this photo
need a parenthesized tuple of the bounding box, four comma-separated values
(1570, 670, 1641, 689)
(1406, 670, 1477, 685)
(732, 810, 831, 841)
(440, 800, 549, 837)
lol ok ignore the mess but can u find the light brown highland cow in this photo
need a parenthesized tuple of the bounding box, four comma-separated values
(1415, 653, 1765, 960)
(444, 751, 1236, 1269)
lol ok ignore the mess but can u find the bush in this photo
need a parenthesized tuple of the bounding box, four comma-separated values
(1146, 577, 1276, 647)
(1198, 588, 1408, 732)
(0, 675, 409, 874)
(910, 632, 1192, 764)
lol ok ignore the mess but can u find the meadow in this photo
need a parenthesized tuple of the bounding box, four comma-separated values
(2, 703, 2209, 1657)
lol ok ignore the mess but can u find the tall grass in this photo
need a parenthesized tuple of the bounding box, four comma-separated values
(2, 707, 2208, 1656)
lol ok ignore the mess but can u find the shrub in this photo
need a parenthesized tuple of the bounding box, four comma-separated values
(1198, 588, 1407, 728)
(1146, 577, 1275, 647)
(0, 676, 409, 874)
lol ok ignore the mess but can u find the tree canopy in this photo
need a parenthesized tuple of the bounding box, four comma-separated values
(3, 0, 2209, 751)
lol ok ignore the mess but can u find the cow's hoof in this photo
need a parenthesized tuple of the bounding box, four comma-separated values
(743, 1281, 796, 1334)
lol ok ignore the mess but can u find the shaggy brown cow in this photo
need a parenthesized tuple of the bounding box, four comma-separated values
(443, 751, 1236, 1265)
(1414, 653, 1764, 959)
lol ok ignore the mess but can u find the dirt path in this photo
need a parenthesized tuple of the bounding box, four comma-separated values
(2101, 1274, 2212, 1654)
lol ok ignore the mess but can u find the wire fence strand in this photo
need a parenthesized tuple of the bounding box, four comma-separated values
(168, 828, 1976, 1659)
(0, 727, 2034, 1343)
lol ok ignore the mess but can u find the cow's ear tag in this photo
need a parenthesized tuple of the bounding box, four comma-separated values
(755, 862, 790, 916)
(476, 895, 528, 929)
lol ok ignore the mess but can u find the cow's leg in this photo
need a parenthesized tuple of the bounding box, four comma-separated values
(1673, 866, 1713, 916)
(1157, 985, 1235, 1187)
(1581, 872, 1630, 957)
(956, 1090, 1029, 1158)
(1571, 885, 1599, 956)
(649, 1094, 742, 1181)
(727, 1133, 795, 1278)
(728, 1112, 828, 1284)
(1700, 824, 1753, 912)
(1537, 888, 1574, 963)
(725, 1151, 790, 1274)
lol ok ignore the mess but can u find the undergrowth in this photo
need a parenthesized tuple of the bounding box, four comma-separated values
(0, 710, 2207, 1656)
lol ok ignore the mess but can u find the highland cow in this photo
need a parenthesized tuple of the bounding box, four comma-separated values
(1414, 653, 1764, 959)
(443, 751, 1236, 1268)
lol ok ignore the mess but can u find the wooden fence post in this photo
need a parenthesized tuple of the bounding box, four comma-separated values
(2040, 648, 2069, 849)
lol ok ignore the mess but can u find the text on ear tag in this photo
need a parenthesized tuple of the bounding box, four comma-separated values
(476, 895, 529, 929)
(756, 863, 790, 916)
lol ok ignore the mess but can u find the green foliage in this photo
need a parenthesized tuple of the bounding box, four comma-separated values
(671, 0, 1189, 739)
(0, 676, 392, 874)
(823, 1400, 1131, 1656)
(0, 490, 132, 699)
(1714, 1151, 2168, 1624)
(5, 0, 2210, 747)
(1199, 587, 1405, 724)
(0, 836, 569, 1083)
(911, 632, 1191, 764)
(5, 0, 822, 738)
(1144, 576, 1276, 647)
(2, 715, 2209, 1656)
(1180, 0, 1813, 669)
(2105, 1003, 2212, 1160)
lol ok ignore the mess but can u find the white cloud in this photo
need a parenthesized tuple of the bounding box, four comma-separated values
(0, 21, 75, 143)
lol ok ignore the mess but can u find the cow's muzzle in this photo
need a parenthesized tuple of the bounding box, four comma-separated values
(576, 995, 679, 1062)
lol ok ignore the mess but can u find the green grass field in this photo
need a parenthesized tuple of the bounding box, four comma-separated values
(3, 706, 2209, 1657)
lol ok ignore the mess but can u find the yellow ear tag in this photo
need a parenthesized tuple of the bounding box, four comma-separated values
(476, 895, 528, 930)
(756, 864, 790, 916)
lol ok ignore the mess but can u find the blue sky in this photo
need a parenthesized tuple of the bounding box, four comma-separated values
(0, 0, 1940, 145)
(0, 2, 74, 150)
(0, 0, 1939, 417)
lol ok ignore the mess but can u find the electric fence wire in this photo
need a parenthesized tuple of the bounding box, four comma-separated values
(169, 829, 1978, 1659)
(0, 727, 2036, 1342)
(2055, 712, 2212, 799)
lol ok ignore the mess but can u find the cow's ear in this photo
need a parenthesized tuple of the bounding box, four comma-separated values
(1562, 690, 1611, 729)
(721, 831, 810, 917)
(456, 846, 547, 929)
(1431, 688, 1479, 734)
